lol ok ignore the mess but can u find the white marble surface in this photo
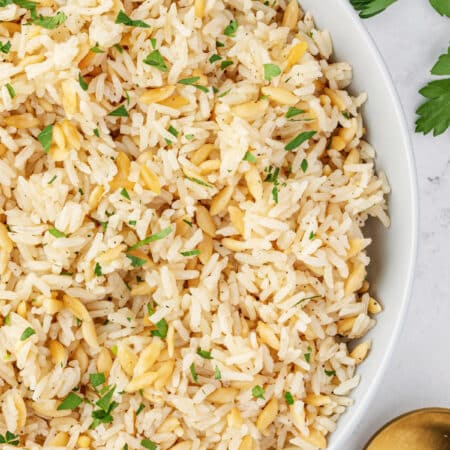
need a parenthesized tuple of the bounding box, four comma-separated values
(347, 1, 450, 448)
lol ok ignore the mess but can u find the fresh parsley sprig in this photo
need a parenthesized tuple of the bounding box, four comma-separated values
(349, 0, 397, 18)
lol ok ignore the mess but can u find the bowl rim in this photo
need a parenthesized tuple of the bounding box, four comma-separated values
(315, 1, 419, 448)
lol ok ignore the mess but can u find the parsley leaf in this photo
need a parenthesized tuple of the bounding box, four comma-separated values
(90, 386, 118, 429)
(220, 60, 233, 70)
(143, 49, 168, 72)
(129, 226, 173, 250)
(78, 72, 88, 91)
(224, 20, 238, 37)
(286, 107, 305, 118)
(180, 249, 200, 257)
(197, 348, 212, 359)
(0, 431, 19, 446)
(151, 318, 168, 339)
(284, 391, 294, 405)
(48, 227, 66, 238)
(90, 43, 105, 53)
(115, 10, 150, 28)
(431, 46, 450, 75)
(214, 366, 221, 380)
(284, 131, 316, 151)
(209, 53, 222, 63)
(94, 262, 103, 277)
(0, 40, 11, 54)
(190, 363, 198, 383)
(5, 83, 15, 98)
(108, 105, 129, 117)
(32, 11, 67, 29)
(252, 385, 265, 399)
(37, 124, 53, 153)
(263, 63, 281, 81)
(20, 327, 35, 341)
(415, 79, 450, 136)
(300, 159, 308, 173)
(141, 439, 157, 450)
(178, 77, 208, 92)
(114, 43, 124, 53)
(57, 392, 83, 410)
(349, 0, 397, 18)
(304, 346, 312, 363)
(135, 403, 145, 416)
(90, 372, 106, 388)
(120, 188, 130, 199)
(126, 254, 147, 267)
(325, 369, 336, 377)
(429, 0, 450, 16)
(243, 151, 257, 162)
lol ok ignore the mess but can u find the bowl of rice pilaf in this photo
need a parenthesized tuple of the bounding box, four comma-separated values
(0, 0, 417, 449)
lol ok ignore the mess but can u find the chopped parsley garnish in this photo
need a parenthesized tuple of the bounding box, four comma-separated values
(342, 111, 353, 119)
(220, 60, 233, 70)
(430, 0, 450, 16)
(150, 38, 157, 49)
(224, 19, 238, 37)
(115, 10, 150, 28)
(57, 392, 83, 410)
(90, 372, 106, 388)
(124, 90, 130, 105)
(180, 249, 200, 257)
(304, 346, 312, 363)
(0, 40, 11, 54)
(114, 43, 124, 53)
(150, 318, 168, 339)
(295, 295, 322, 306)
(129, 226, 173, 250)
(183, 174, 213, 188)
(90, 43, 105, 53)
(32, 11, 67, 29)
(37, 124, 53, 153)
(111, 345, 118, 356)
(190, 363, 198, 383)
(416, 47, 450, 136)
(120, 188, 131, 199)
(143, 49, 168, 72)
(216, 40, 225, 47)
(284, 391, 294, 405)
(5, 83, 15, 99)
(126, 254, 147, 267)
(243, 151, 257, 162)
(48, 175, 57, 184)
(265, 166, 280, 204)
(286, 107, 305, 118)
(300, 159, 308, 173)
(168, 125, 179, 137)
(123, 445, 129, 450)
(209, 54, 222, 63)
(263, 63, 281, 81)
(350, 0, 397, 18)
(178, 77, 208, 93)
(252, 385, 265, 399)
(185, 134, 194, 140)
(78, 187, 84, 195)
(183, 219, 193, 227)
(20, 327, 35, 341)
(108, 104, 129, 117)
(217, 88, 231, 98)
(197, 348, 212, 359)
(93, 128, 100, 137)
(325, 369, 336, 377)
(309, 231, 315, 240)
(4, 314, 10, 325)
(0, 431, 19, 446)
(141, 439, 157, 450)
(128, 220, 137, 226)
(94, 262, 103, 277)
(48, 227, 66, 238)
(135, 403, 145, 416)
(214, 366, 221, 380)
(90, 385, 119, 429)
(78, 72, 88, 91)
(284, 131, 316, 151)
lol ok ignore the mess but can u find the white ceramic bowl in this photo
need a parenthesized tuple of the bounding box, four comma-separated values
(298, 0, 419, 448)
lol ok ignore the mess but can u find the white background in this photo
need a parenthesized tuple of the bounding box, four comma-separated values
(349, 1, 450, 448)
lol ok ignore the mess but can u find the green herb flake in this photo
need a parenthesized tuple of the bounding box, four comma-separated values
(141, 439, 157, 450)
(350, 0, 397, 18)
(286, 107, 305, 119)
(150, 38, 157, 49)
(4, 314, 10, 325)
(284, 131, 316, 151)
(263, 63, 281, 81)
(114, 43, 124, 53)
(185, 134, 194, 140)
(128, 220, 137, 226)
(32, 11, 67, 30)
(48, 175, 57, 184)
(94, 262, 103, 277)
(57, 392, 83, 410)
(115, 10, 150, 28)
(126, 254, 147, 268)
(190, 363, 198, 383)
(78, 72, 88, 91)
(284, 391, 294, 405)
(123, 445, 129, 450)
(90, 43, 105, 53)
(90, 372, 106, 388)
(217, 88, 231, 98)
(168, 125, 179, 137)
(120, 188, 131, 199)
(0, 430, 19, 446)
(135, 403, 145, 416)
(181, 249, 200, 257)
(224, 19, 238, 37)
(78, 187, 84, 195)
(430, 0, 450, 17)
(20, 327, 35, 341)
(151, 318, 168, 339)
(90, 386, 118, 429)
(197, 348, 212, 359)
(216, 40, 225, 47)
(304, 346, 312, 363)
(214, 365, 221, 380)
(143, 49, 168, 72)
(129, 226, 173, 250)
(108, 104, 129, 117)
(48, 227, 66, 238)
(93, 128, 100, 137)
(243, 151, 257, 162)
(325, 369, 336, 377)
(220, 60, 233, 70)
(111, 345, 118, 356)
(178, 76, 208, 92)
(342, 111, 353, 119)
(5, 83, 15, 99)
(0, 40, 11, 54)
(209, 53, 222, 63)
(37, 124, 53, 153)
(252, 385, 265, 399)
(309, 231, 315, 240)
(183, 174, 213, 188)
(183, 219, 193, 227)
(301, 159, 308, 173)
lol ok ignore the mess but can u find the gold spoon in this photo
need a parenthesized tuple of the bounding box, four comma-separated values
(365, 408, 450, 450)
